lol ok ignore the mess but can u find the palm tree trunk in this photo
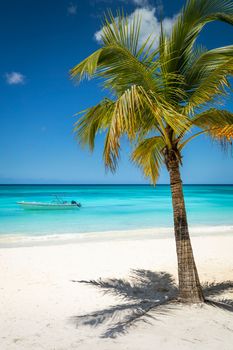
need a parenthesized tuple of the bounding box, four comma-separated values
(167, 154, 204, 303)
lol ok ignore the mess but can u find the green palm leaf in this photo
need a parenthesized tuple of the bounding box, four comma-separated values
(184, 47, 233, 111)
(70, 13, 161, 95)
(132, 136, 165, 184)
(71, 0, 233, 305)
(74, 98, 115, 150)
(165, 0, 233, 74)
(72, 3, 233, 182)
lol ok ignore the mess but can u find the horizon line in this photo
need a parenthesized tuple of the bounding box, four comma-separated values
(0, 183, 233, 186)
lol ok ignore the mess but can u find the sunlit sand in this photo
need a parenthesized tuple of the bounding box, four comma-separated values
(1, 230, 233, 349)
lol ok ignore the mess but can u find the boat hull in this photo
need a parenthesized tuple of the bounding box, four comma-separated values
(17, 202, 80, 210)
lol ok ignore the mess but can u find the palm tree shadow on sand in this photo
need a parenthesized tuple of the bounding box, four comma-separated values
(70, 269, 233, 338)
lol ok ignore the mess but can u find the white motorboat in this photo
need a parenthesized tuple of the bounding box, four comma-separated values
(17, 195, 81, 210)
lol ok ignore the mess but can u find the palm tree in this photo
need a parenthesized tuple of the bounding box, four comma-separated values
(70, 0, 233, 303)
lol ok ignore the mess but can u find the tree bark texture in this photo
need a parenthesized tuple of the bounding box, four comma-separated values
(167, 154, 204, 303)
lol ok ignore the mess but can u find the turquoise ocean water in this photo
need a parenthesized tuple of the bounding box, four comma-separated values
(0, 185, 232, 239)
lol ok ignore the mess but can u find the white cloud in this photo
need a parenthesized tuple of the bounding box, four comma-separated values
(5, 72, 25, 85)
(91, 0, 149, 5)
(95, 28, 104, 42)
(67, 3, 77, 15)
(131, 0, 149, 6)
(94, 7, 178, 49)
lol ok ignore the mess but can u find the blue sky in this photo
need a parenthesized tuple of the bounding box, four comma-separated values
(0, 0, 233, 184)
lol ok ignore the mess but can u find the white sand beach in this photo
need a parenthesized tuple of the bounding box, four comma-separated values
(0, 230, 233, 350)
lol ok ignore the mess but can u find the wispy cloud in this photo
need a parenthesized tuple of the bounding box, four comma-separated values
(67, 2, 77, 15)
(91, 0, 150, 5)
(5, 72, 25, 85)
(130, 0, 149, 6)
(94, 7, 178, 48)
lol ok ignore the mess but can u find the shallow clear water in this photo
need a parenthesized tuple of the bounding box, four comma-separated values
(0, 185, 232, 237)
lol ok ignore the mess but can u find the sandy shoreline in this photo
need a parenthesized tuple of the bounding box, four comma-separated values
(0, 230, 233, 349)
(0, 225, 233, 248)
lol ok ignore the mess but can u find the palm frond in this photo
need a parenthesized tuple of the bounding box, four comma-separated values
(184, 47, 233, 111)
(100, 10, 141, 55)
(72, 3, 233, 180)
(178, 108, 233, 150)
(70, 12, 160, 94)
(185, 45, 233, 82)
(193, 108, 233, 127)
(185, 60, 233, 112)
(164, 0, 233, 74)
(70, 49, 103, 82)
(132, 136, 165, 184)
(103, 128, 121, 172)
(192, 108, 233, 142)
(101, 85, 151, 171)
(74, 99, 115, 150)
(71, 44, 159, 95)
(136, 86, 191, 137)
